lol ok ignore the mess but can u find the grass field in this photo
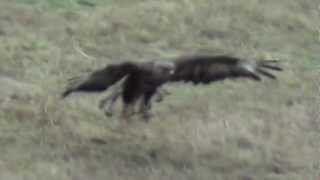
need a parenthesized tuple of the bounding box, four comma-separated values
(0, 0, 319, 179)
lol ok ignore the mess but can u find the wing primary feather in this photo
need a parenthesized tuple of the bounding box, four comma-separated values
(256, 68, 277, 79)
(260, 64, 283, 71)
(260, 60, 280, 64)
(247, 73, 262, 81)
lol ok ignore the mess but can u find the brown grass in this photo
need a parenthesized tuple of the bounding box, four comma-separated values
(0, 0, 319, 179)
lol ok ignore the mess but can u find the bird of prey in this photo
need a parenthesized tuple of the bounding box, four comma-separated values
(62, 54, 282, 122)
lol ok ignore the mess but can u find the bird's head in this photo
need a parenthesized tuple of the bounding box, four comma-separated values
(153, 61, 175, 77)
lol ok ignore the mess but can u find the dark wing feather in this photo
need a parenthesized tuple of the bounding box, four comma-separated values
(61, 62, 136, 98)
(170, 55, 282, 84)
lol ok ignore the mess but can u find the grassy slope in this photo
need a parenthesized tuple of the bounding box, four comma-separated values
(0, 0, 319, 179)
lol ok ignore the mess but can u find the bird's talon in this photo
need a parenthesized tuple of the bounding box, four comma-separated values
(104, 110, 113, 117)
(99, 103, 104, 110)
(155, 97, 163, 103)
(142, 113, 153, 122)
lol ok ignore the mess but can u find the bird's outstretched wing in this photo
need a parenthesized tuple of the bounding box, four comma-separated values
(61, 62, 136, 98)
(169, 55, 282, 84)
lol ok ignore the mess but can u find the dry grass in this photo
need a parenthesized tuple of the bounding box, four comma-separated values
(0, 0, 319, 179)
